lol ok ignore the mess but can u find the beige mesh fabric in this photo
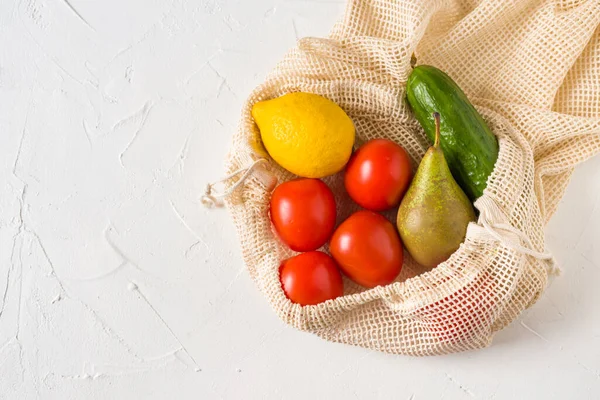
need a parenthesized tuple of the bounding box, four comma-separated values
(223, 0, 600, 355)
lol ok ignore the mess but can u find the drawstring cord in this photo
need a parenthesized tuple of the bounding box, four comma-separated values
(201, 158, 269, 208)
(472, 195, 558, 275)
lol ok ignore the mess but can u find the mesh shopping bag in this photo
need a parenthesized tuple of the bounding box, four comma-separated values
(207, 0, 600, 355)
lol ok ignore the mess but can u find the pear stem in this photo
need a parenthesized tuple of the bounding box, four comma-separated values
(432, 112, 441, 148)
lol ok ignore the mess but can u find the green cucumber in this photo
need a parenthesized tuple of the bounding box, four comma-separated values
(406, 65, 499, 201)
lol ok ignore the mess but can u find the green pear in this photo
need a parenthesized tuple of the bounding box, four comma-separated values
(397, 112, 476, 268)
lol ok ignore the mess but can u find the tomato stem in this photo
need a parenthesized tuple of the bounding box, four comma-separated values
(433, 112, 441, 148)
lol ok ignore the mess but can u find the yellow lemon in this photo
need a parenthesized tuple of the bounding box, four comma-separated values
(251, 92, 355, 178)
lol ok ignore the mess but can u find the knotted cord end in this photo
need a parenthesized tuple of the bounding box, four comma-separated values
(545, 257, 561, 277)
(201, 183, 221, 208)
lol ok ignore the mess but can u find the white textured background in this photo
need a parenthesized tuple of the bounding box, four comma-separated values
(1, 0, 599, 399)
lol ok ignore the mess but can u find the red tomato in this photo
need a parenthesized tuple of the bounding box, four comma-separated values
(330, 210, 403, 288)
(280, 251, 344, 306)
(270, 178, 336, 252)
(344, 139, 412, 211)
